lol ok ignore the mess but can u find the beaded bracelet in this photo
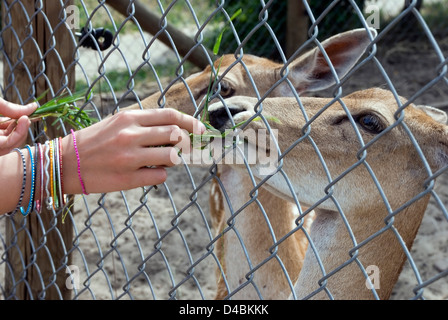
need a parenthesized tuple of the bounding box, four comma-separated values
(33, 144, 38, 212)
(20, 145, 35, 216)
(71, 129, 89, 195)
(8, 140, 75, 217)
(8, 148, 27, 217)
(32, 143, 39, 213)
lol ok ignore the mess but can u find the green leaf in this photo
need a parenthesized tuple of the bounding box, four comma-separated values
(30, 89, 95, 130)
(230, 8, 243, 22)
(34, 88, 51, 103)
(213, 8, 242, 56)
(213, 32, 224, 56)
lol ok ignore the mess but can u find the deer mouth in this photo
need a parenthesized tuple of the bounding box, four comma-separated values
(207, 98, 261, 132)
(207, 100, 274, 162)
(208, 106, 245, 132)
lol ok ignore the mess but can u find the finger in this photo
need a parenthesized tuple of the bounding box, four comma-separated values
(0, 116, 30, 151)
(0, 98, 37, 119)
(111, 167, 168, 192)
(139, 125, 193, 156)
(137, 109, 206, 134)
(141, 147, 183, 167)
(0, 118, 14, 129)
(135, 167, 168, 187)
(0, 120, 16, 136)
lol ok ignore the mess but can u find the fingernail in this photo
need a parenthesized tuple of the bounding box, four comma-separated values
(198, 121, 206, 134)
(25, 102, 38, 110)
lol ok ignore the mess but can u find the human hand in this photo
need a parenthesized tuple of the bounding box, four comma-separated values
(61, 108, 206, 194)
(0, 98, 38, 156)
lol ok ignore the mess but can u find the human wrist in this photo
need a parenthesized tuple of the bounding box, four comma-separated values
(61, 132, 82, 195)
(2, 131, 91, 216)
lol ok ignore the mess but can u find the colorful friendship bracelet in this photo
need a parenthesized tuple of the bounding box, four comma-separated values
(9, 133, 87, 217)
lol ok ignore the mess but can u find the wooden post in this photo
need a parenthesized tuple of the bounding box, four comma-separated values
(3, 0, 75, 300)
(286, 0, 309, 58)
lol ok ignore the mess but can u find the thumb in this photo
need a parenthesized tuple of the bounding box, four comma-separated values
(0, 98, 38, 119)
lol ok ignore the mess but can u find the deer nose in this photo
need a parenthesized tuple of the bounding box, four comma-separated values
(208, 105, 244, 132)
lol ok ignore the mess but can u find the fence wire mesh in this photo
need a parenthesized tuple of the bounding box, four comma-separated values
(0, 0, 447, 300)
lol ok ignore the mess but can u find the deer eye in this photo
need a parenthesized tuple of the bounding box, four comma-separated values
(217, 80, 235, 98)
(357, 114, 385, 134)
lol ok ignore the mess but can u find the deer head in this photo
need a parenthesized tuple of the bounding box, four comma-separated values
(205, 88, 448, 299)
(133, 28, 377, 115)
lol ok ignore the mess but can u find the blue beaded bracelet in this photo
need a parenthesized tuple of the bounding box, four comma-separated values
(20, 145, 35, 216)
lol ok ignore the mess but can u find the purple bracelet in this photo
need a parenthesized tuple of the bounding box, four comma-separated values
(71, 129, 89, 195)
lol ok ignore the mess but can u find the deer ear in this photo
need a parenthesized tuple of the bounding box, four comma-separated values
(415, 105, 448, 124)
(287, 28, 377, 93)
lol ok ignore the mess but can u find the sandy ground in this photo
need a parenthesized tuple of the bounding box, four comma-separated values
(66, 167, 448, 300)
(68, 166, 216, 300)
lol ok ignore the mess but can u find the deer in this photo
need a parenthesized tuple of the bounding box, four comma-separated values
(203, 88, 448, 299)
(121, 28, 377, 299)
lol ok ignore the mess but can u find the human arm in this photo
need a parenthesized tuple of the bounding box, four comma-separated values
(0, 108, 205, 215)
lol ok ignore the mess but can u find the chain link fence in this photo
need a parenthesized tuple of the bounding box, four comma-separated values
(0, 0, 447, 300)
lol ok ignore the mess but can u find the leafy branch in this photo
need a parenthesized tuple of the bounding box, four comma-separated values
(30, 89, 96, 130)
(0, 89, 96, 130)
